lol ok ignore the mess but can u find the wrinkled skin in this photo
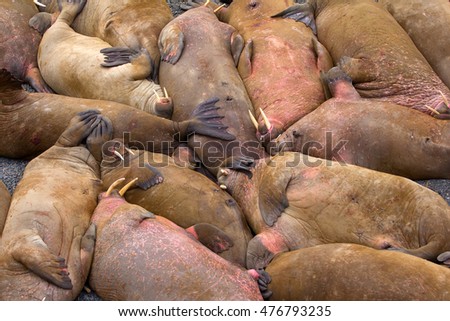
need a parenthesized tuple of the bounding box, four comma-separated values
(285, 0, 450, 114)
(35, 0, 173, 118)
(217, 152, 450, 269)
(0, 0, 52, 92)
(158, 6, 267, 177)
(35, 0, 173, 81)
(210, 0, 333, 142)
(376, 0, 450, 89)
(0, 111, 105, 300)
(99, 144, 253, 267)
(0, 181, 10, 236)
(267, 68, 450, 180)
(88, 190, 264, 300)
(0, 69, 235, 159)
(266, 243, 450, 300)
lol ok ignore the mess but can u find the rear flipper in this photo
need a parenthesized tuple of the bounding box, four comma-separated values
(271, 3, 317, 35)
(29, 12, 55, 35)
(186, 223, 234, 254)
(387, 242, 446, 263)
(322, 66, 361, 100)
(9, 230, 72, 289)
(100, 47, 153, 81)
(25, 67, 54, 93)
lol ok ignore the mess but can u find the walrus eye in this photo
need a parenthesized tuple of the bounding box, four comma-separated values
(248, 0, 259, 9)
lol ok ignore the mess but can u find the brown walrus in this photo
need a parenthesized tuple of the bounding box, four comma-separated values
(199, 0, 333, 142)
(265, 67, 450, 180)
(97, 139, 253, 267)
(274, 0, 450, 117)
(265, 243, 450, 300)
(0, 110, 108, 300)
(88, 179, 270, 300)
(0, 0, 52, 92)
(35, 0, 173, 118)
(158, 5, 267, 177)
(0, 69, 235, 159)
(376, 0, 450, 90)
(217, 153, 450, 269)
(33, 0, 173, 81)
(0, 180, 10, 236)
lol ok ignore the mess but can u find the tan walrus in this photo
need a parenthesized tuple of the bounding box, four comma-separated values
(33, 0, 173, 81)
(265, 243, 450, 300)
(273, 0, 450, 117)
(88, 179, 271, 300)
(97, 139, 253, 267)
(0, 0, 52, 92)
(217, 153, 450, 269)
(376, 0, 450, 89)
(265, 67, 450, 180)
(0, 69, 235, 159)
(0, 180, 10, 237)
(0, 110, 108, 300)
(35, 0, 173, 118)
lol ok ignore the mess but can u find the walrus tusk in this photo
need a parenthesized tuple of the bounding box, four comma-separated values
(105, 178, 126, 197)
(33, 0, 46, 8)
(220, 184, 227, 190)
(425, 105, 441, 115)
(220, 168, 228, 176)
(125, 147, 135, 155)
(214, 4, 226, 13)
(248, 110, 259, 130)
(163, 87, 169, 98)
(260, 108, 272, 130)
(119, 178, 139, 196)
(153, 89, 161, 100)
(114, 150, 125, 161)
(439, 90, 449, 107)
(204, 0, 211, 7)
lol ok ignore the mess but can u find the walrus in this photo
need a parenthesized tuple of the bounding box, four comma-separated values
(0, 68, 235, 159)
(264, 67, 450, 180)
(0, 180, 10, 236)
(97, 139, 253, 267)
(0, 110, 108, 300)
(265, 243, 450, 300)
(273, 0, 450, 117)
(33, 0, 173, 81)
(197, 0, 333, 142)
(0, 0, 52, 92)
(217, 153, 450, 269)
(376, 0, 450, 90)
(158, 5, 267, 177)
(88, 179, 271, 300)
(34, 0, 173, 118)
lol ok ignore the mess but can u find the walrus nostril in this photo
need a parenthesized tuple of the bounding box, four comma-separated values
(226, 96, 233, 102)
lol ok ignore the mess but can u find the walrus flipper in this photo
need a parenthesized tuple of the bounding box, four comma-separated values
(10, 231, 73, 289)
(258, 168, 290, 227)
(187, 223, 234, 254)
(247, 230, 289, 269)
(222, 155, 255, 179)
(135, 163, 164, 190)
(56, 110, 102, 147)
(158, 23, 185, 65)
(182, 97, 236, 141)
(237, 39, 253, 79)
(437, 251, 450, 267)
(0, 69, 28, 105)
(255, 268, 272, 300)
(79, 223, 96, 281)
(29, 12, 54, 35)
(86, 115, 114, 162)
(337, 56, 378, 84)
(100, 47, 139, 68)
(271, 3, 317, 35)
(230, 31, 245, 67)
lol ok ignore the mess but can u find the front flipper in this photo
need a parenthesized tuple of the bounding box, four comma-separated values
(136, 163, 164, 190)
(101, 47, 153, 81)
(186, 223, 234, 253)
(29, 12, 55, 35)
(221, 155, 255, 179)
(258, 165, 290, 227)
(56, 109, 102, 148)
(158, 22, 184, 65)
(248, 268, 272, 300)
(437, 251, 450, 267)
(246, 230, 289, 269)
(86, 115, 114, 162)
(9, 231, 72, 289)
(100, 47, 139, 68)
(271, 3, 317, 35)
(230, 31, 245, 67)
(337, 55, 378, 84)
(323, 66, 361, 100)
(179, 97, 236, 141)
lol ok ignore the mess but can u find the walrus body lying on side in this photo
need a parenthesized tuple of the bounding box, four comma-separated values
(88, 181, 269, 301)
(35, 0, 173, 118)
(265, 243, 450, 300)
(217, 153, 450, 269)
(0, 69, 235, 159)
(98, 141, 253, 267)
(266, 67, 450, 180)
(0, 110, 107, 300)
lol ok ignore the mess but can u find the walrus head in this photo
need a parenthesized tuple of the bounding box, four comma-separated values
(217, 155, 255, 191)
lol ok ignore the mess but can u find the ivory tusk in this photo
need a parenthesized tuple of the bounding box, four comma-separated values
(119, 178, 139, 196)
(425, 105, 440, 115)
(34, 0, 46, 8)
(204, 0, 211, 7)
(260, 108, 272, 130)
(214, 3, 226, 13)
(439, 90, 449, 107)
(220, 168, 228, 175)
(153, 89, 161, 100)
(125, 147, 135, 155)
(163, 87, 169, 98)
(105, 178, 126, 197)
(220, 184, 227, 190)
(248, 110, 259, 130)
(114, 150, 125, 161)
